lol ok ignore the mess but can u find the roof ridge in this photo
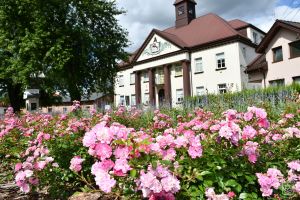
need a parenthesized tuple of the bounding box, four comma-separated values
(162, 12, 224, 31)
(159, 29, 188, 46)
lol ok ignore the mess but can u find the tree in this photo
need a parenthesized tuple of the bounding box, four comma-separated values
(0, 0, 128, 112)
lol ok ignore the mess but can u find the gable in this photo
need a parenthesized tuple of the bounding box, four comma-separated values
(266, 28, 298, 53)
(137, 34, 181, 62)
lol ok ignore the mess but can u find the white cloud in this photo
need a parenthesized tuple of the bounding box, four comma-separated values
(116, 0, 300, 52)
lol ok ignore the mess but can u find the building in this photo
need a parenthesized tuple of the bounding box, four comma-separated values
(246, 20, 300, 87)
(115, 0, 265, 108)
(41, 93, 113, 115)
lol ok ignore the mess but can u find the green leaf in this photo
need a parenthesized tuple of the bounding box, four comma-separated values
(130, 169, 137, 178)
(200, 171, 212, 176)
(225, 179, 239, 187)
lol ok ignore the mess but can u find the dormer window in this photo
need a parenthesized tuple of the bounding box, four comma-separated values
(178, 6, 184, 15)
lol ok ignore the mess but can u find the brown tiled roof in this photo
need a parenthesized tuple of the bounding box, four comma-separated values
(162, 13, 249, 48)
(257, 20, 300, 53)
(174, 0, 196, 5)
(121, 13, 260, 69)
(245, 54, 268, 73)
(228, 19, 249, 29)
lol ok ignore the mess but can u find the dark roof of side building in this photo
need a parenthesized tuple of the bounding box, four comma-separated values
(245, 54, 268, 73)
(257, 20, 300, 53)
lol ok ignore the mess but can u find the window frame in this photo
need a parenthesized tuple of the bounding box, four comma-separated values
(196, 86, 205, 96)
(119, 75, 124, 87)
(289, 40, 300, 59)
(253, 32, 258, 44)
(176, 89, 184, 104)
(144, 93, 149, 105)
(131, 94, 136, 106)
(174, 64, 183, 77)
(216, 53, 226, 70)
(272, 46, 283, 63)
(269, 79, 285, 87)
(194, 57, 204, 74)
(130, 73, 135, 85)
(143, 72, 149, 83)
(178, 5, 185, 16)
(218, 84, 227, 94)
(63, 107, 67, 113)
(120, 95, 125, 106)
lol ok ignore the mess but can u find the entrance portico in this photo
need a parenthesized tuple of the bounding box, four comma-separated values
(134, 59, 191, 107)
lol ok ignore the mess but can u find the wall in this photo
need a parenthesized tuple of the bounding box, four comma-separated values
(190, 42, 243, 95)
(265, 28, 300, 86)
(137, 34, 180, 62)
(115, 42, 261, 107)
(247, 27, 264, 45)
(41, 104, 96, 115)
(238, 42, 262, 90)
(115, 68, 136, 106)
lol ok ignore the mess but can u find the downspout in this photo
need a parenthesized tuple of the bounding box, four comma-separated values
(263, 71, 266, 89)
(188, 51, 193, 97)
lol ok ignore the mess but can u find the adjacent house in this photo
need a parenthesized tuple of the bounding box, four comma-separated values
(115, 0, 265, 108)
(246, 20, 300, 87)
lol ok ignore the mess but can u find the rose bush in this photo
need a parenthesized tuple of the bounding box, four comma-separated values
(0, 101, 300, 199)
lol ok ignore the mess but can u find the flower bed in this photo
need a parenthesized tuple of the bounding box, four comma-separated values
(0, 102, 300, 199)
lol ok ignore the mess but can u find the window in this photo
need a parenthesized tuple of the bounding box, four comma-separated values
(216, 53, 226, 69)
(130, 73, 135, 85)
(196, 86, 205, 96)
(120, 95, 125, 105)
(125, 96, 130, 106)
(195, 58, 203, 73)
(48, 107, 52, 113)
(144, 72, 149, 82)
(119, 75, 124, 87)
(176, 89, 184, 103)
(144, 93, 149, 105)
(218, 84, 227, 94)
(178, 6, 184, 15)
(156, 70, 164, 84)
(131, 95, 136, 106)
(31, 103, 37, 111)
(269, 79, 285, 87)
(253, 32, 258, 44)
(242, 47, 247, 58)
(293, 76, 300, 84)
(63, 107, 67, 113)
(289, 40, 300, 58)
(273, 46, 283, 62)
(175, 64, 183, 77)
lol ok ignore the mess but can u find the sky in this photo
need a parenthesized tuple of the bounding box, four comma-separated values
(116, 0, 300, 52)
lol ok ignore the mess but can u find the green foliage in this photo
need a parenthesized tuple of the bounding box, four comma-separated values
(184, 84, 300, 120)
(0, 0, 129, 107)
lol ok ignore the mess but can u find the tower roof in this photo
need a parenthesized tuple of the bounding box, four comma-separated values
(174, 0, 196, 5)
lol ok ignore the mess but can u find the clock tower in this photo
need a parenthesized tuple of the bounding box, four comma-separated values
(174, 0, 197, 28)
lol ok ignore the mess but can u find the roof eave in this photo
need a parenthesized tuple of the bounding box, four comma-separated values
(257, 20, 300, 53)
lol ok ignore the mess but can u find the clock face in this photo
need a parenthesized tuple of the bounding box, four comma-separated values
(189, 9, 193, 14)
(178, 6, 184, 15)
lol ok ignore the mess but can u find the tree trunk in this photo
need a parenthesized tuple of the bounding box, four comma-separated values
(68, 84, 81, 102)
(7, 83, 23, 113)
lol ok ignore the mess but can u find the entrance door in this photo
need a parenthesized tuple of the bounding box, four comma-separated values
(158, 89, 165, 107)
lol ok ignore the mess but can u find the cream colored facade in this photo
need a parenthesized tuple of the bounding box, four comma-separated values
(264, 29, 300, 86)
(115, 28, 263, 107)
